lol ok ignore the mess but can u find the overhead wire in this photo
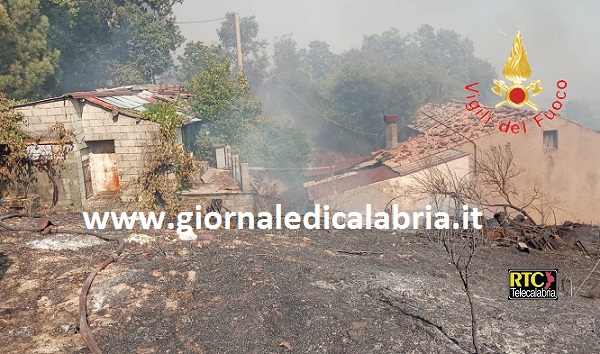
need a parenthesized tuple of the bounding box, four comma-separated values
(271, 72, 385, 137)
(173, 16, 385, 139)
(175, 17, 227, 25)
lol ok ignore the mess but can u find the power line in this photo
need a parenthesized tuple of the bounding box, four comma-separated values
(271, 72, 384, 137)
(176, 17, 226, 25)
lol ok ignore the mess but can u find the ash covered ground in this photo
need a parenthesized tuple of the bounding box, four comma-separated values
(1, 211, 599, 353)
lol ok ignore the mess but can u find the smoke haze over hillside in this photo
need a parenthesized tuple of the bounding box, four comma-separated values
(174, 0, 600, 103)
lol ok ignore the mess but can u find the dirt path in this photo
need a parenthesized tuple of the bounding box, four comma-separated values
(1, 212, 599, 353)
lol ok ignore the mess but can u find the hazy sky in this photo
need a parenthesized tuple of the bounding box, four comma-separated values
(174, 1, 600, 101)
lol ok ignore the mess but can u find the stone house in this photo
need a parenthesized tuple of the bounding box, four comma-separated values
(305, 101, 600, 224)
(11, 88, 201, 207)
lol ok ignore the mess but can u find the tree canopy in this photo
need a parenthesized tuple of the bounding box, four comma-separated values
(177, 41, 227, 83)
(217, 12, 269, 88)
(263, 25, 497, 154)
(0, 0, 60, 99)
(42, 0, 184, 94)
(1, 4, 499, 164)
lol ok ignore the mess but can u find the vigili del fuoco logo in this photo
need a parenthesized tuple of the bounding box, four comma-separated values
(464, 32, 568, 134)
(491, 31, 543, 110)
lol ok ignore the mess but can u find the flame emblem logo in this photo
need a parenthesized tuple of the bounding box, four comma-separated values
(492, 32, 543, 110)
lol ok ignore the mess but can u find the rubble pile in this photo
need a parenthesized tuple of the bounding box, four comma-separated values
(487, 215, 600, 255)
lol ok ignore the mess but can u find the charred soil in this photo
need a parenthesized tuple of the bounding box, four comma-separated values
(0, 211, 599, 353)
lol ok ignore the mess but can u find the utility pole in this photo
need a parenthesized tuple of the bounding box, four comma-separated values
(234, 12, 244, 73)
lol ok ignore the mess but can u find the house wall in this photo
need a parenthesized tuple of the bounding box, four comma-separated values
(15, 99, 162, 207)
(16, 100, 82, 207)
(315, 156, 470, 224)
(78, 101, 161, 203)
(455, 116, 600, 224)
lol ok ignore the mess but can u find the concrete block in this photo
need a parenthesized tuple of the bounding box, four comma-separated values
(23, 115, 39, 125)
(50, 107, 66, 116)
(124, 152, 140, 160)
(94, 126, 110, 135)
(37, 113, 51, 121)
(120, 139, 136, 147)
(124, 146, 144, 154)
(201, 168, 214, 183)
(16, 108, 33, 117)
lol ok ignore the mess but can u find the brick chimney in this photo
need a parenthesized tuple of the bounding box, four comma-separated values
(384, 114, 398, 149)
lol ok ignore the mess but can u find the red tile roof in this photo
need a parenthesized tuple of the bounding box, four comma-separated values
(304, 100, 547, 200)
(372, 101, 533, 169)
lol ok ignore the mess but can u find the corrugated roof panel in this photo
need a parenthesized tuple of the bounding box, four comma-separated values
(98, 95, 150, 110)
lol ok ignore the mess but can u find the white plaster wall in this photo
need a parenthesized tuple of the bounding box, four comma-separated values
(455, 116, 600, 224)
(316, 156, 471, 224)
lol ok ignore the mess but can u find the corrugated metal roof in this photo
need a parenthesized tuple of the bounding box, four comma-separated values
(12, 88, 199, 125)
(97, 95, 150, 111)
(70, 91, 135, 99)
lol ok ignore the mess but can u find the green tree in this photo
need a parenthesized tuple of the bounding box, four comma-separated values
(217, 12, 269, 88)
(42, 0, 184, 93)
(273, 34, 305, 72)
(262, 35, 325, 143)
(41, 0, 111, 93)
(405, 24, 496, 101)
(107, 2, 184, 85)
(187, 53, 261, 160)
(239, 120, 310, 168)
(134, 101, 196, 211)
(271, 34, 312, 89)
(0, 93, 28, 195)
(303, 40, 340, 80)
(317, 52, 450, 153)
(360, 28, 406, 62)
(0, 0, 60, 99)
(266, 26, 496, 154)
(176, 41, 226, 83)
(187, 50, 311, 168)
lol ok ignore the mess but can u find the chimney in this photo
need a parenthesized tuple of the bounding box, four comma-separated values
(384, 114, 398, 149)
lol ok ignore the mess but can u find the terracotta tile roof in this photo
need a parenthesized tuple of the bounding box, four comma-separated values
(392, 149, 469, 176)
(303, 101, 562, 200)
(372, 101, 533, 169)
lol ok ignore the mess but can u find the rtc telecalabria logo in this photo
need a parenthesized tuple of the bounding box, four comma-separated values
(491, 31, 543, 110)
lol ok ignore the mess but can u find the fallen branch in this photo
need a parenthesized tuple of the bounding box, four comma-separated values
(335, 249, 384, 256)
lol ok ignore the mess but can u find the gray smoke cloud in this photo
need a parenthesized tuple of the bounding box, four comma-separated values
(174, 0, 600, 102)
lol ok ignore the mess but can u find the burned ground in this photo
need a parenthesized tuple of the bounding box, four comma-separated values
(0, 211, 599, 353)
